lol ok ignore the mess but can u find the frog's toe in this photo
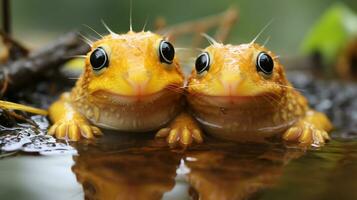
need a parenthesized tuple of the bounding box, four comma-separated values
(91, 125, 103, 136)
(192, 129, 204, 143)
(55, 122, 69, 139)
(156, 127, 171, 138)
(79, 124, 94, 139)
(171, 126, 203, 147)
(48, 120, 100, 141)
(48, 123, 58, 136)
(283, 122, 330, 147)
(156, 126, 203, 148)
(156, 113, 203, 148)
(167, 128, 180, 146)
(68, 123, 81, 141)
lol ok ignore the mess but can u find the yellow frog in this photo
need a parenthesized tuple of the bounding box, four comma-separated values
(48, 31, 184, 141)
(159, 41, 333, 147)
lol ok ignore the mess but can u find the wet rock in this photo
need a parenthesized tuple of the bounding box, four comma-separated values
(288, 72, 357, 139)
(0, 115, 76, 156)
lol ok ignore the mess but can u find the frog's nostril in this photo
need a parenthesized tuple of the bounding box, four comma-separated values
(125, 68, 152, 95)
(220, 73, 242, 94)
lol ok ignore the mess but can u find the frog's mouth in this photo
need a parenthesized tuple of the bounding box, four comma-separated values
(90, 84, 183, 105)
(188, 92, 279, 108)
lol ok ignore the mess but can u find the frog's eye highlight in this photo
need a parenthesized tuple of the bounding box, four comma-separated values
(90, 47, 109, 71)
(195, 52, 210, 74)
(256, 52, 274, 75)
(159, 40, 175, 64)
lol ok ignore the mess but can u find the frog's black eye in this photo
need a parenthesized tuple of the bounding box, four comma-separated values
(195, 52, 210, 74)
(159, 40, 175, 64)
(256, 52, 274, 75)
(90, 47, 109, 71)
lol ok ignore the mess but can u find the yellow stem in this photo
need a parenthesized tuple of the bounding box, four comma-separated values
(0, 100, 48, 115)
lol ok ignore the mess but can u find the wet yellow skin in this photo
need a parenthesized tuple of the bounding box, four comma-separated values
(163, 42, 332, 147)
(48, 31, 184, 141)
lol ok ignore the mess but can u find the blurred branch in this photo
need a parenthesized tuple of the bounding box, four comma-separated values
(214, 7, 239, 43)
(0, 32, 89, 92)
(157, 6, 238, 46)
(0, 0, 27, 64)
(0, 31, 29, 62)
(2, 0, 11, 34)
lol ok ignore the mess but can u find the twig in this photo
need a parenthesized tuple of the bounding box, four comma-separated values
(0, 31, 29, 62)
(157, 7, 238, 45)
(0, 32, 89, 92)
(214, 7, 238, 43)
(2, 0, 11, 34)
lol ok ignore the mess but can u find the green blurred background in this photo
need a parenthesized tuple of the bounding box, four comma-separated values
(8, 0, 357, 56)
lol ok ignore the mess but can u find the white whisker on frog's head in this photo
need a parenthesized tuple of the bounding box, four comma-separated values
(263, 36, 271, 47)
(129, 0, 134, 32)
(78, 32, 93, 47)
(142, 15, 150, 32)
(201, 33, 220, 47)
(101, 19, 119, 37)
(249, 19, 274, 46)
(83, 24, 104, 38)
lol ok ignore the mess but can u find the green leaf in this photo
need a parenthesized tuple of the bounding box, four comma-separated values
(301, 3, 357, 64)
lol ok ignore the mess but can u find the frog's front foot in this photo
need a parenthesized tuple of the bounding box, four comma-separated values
(283, 122, 330, 147)
(156, 113, 203, 148)
(283, 110, 332, 147)
(48, 119, 102, 141)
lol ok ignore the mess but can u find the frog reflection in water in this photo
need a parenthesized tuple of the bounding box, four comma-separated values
(72, 136, 303, 200)
(47, 29, 203, 146)
(72, 136, 181, 200)
(159, 37, 333, 147)
(185, 143, 304, 200)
